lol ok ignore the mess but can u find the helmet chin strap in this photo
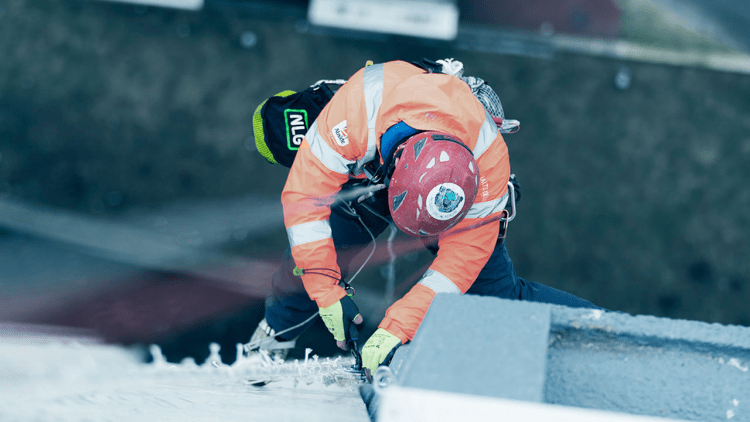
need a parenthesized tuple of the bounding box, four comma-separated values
(381, 143, 407, 187)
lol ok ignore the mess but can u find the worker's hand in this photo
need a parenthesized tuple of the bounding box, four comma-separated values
(319, 295, 363, 350)
(362, 328, 401, 376)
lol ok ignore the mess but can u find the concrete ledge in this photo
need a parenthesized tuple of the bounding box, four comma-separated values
(389, 294, 551, 402)
(369, 295, 750, 421)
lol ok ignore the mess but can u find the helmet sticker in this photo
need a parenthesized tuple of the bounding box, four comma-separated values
(440, 151, 449, 162)
(417, 194, 423, 209)
(413, 137, 427, 160)
(469, 162, 474, 173)
(392, 190, 407, 211)
(426, 183, 465, 221)
(426, 157, 436, 169)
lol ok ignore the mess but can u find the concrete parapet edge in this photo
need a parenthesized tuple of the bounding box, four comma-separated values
(551, 306, 750, 353)
(363, 295, 750, 421)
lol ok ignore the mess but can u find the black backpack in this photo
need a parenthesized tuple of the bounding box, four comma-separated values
(252, 80, 343, 168)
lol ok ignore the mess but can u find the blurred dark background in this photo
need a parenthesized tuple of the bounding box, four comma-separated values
(1, 0, 749, 363)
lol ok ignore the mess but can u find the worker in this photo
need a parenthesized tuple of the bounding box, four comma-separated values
(247, 59, 599, 377)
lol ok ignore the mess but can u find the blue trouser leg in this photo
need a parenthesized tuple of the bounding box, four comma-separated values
(265, 200, 390, 341)
(263, 248, 320, 340)
(466, 240, 600, 309)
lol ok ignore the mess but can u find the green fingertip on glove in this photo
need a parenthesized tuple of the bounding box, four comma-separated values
(362, 328, 402, 373)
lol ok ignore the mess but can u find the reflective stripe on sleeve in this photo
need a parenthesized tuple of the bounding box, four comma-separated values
(307, 121, 355, 174)
(473, 109, 499, 160)
(465, 192, 509, 219)
(418, 269, 462, 294)
(353, 63, 384, 175)
(286, 220, 332, 248)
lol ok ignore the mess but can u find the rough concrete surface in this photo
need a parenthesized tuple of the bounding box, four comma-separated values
(548, 307, 750, 421)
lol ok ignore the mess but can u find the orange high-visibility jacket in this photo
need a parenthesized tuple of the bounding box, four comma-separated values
(282, 61, 511, 344)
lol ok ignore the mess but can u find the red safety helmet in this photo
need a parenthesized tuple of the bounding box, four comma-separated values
(388, 131, 479, 237)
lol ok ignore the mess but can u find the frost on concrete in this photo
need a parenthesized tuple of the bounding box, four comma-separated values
(0, 328, 369, 422)
(727, 358, 749, 372)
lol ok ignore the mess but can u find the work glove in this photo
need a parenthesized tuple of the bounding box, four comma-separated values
(362, 328, 402, 376)
(319, 294, 363, 350)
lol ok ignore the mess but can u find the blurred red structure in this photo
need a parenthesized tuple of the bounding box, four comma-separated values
(7, 258, 278, 344)
(460, 0, 622, 38)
